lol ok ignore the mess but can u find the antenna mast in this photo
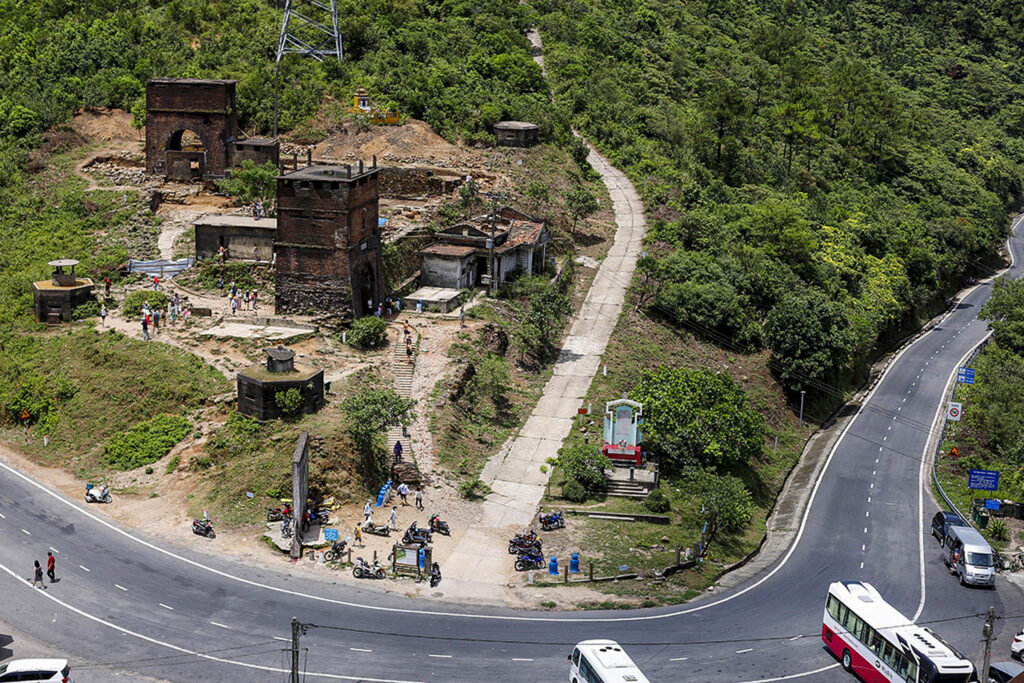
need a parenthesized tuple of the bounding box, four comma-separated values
(274, 0, 344, 137)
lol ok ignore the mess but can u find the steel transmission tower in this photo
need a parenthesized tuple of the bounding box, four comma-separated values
(274, 0, 344, 137)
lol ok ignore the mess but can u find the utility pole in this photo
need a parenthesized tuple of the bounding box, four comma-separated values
(981, 606, 995, 683)
(799, 389, 806, 427)
(290, 616, 301, 683)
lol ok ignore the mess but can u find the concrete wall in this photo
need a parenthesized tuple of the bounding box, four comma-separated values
(33, 284, 94, 324)
(420, 254, 467, 288)
(229, 141, 280, 169)
(378, 167, 462, 198)
(236, 370, 325, 421)
(195, 224, 276, 261)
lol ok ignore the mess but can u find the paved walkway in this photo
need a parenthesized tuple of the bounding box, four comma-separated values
(444, 146, 647, 588)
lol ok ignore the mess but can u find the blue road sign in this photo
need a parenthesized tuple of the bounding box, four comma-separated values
(986, 499, 1001, 510)
(324, 527, 339, 541)
(969, 469, 1000, 491)
(958, 367, 976, 384)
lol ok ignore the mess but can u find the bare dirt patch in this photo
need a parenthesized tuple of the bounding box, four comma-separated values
(70, 108, 140, 143)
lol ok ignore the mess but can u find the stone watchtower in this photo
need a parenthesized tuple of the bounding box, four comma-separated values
(145, 79, 238, 181)
(273, 162, 385, 317)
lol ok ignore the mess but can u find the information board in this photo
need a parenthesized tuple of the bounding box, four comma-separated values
(968, 469, 1000, 491)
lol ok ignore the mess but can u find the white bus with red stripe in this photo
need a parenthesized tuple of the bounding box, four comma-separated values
(822, 581, 976, 683)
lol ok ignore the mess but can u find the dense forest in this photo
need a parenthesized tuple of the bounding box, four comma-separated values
(536, 0, 1024, 398)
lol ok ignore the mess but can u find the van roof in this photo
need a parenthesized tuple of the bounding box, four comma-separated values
(575, 640, 651, 682)
(949, 525, 990, 548)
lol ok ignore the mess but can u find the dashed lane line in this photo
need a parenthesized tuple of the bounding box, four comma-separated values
(21, 529, 30, 535)
(211, 621, 230, 629)
(79, 565, 89, 572)
(114, 584, 127, 591)
(159, 603, 174, 610)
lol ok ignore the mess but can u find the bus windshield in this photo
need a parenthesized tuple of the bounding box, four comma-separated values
(967, 552, 992, 566)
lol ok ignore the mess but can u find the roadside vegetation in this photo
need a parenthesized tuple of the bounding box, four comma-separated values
(937, 276, 1024, 548)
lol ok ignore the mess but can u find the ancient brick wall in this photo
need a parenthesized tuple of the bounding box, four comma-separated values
(145, 79, 238, 179)
(229, 140, 280, 169)
(273, 166, 384, 316)
(237, 370, 325, 421)
(378, 167, 463, 198)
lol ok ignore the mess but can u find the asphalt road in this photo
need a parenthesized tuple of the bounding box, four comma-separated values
(3, 219, 1024, 683)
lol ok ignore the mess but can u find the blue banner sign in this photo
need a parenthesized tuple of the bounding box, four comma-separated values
(986, 499, 1001, 510)
(324, 528, 339, 541)
(968, 469, 1000, 491)
(957, 367, 976, 384)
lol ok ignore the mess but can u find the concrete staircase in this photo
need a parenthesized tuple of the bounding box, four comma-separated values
(387, 326, 419, 486)
(603, 465, 657, 499)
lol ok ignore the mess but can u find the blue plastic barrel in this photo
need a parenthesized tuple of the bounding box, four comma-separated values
(549, 555, 558, 576)
(570, 552, 579, 574)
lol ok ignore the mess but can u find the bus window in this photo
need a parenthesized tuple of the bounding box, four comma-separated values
(578, 655, 604, 683)
(572, 649, 580, 666)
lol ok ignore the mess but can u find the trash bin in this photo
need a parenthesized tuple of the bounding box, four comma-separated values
(978, 510, 990, 529)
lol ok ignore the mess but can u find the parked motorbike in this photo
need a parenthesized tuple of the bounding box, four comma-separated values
(361, 520, 391, 537)
(429, 562, 442, 588)
(281, 517, 293, 539)
(428, 513, 451, 536)
(403, 521, 432, 546)
(85, 484, 112, 504)
(266, 504, 292, 522)
(514, 551, 545, 571)
(353, 557, 387, 580)
(192, 518, 215, 539)
(538, 510, 565, 531)
(508, 534, 542, 555)
(323, 538, 348, 562)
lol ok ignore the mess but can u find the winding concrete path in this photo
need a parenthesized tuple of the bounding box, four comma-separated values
(443, 145, 647, 591)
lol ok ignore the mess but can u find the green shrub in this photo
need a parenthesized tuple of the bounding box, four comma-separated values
(644, 487, 671, 513)
(458, 478, 491, 499)
(72, 299, 101, 320)
(103, 414, 190, 470)
(348, 316, 388, 349)
(121, 290, 169, 316)
(562, 478, 587, 502)
(990, 518, 1010, 543)
(554, 442, 611, 491)
(165, 455, 180, 474)
(274, 387, 304, 416)
(144, 466, 153, 474)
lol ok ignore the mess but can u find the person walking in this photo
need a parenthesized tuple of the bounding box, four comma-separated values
(460, 303, 466, 328)
(253, 245, 259, 262)
(152, 307, 160, 333)
(252, 289, 258, 311)
(406, 341, 413, 365)
(104, 276, 111, 297)
(152, 275, 159, 291)
(394, 440, 403, 461)
(414, 488, 423, 511)
(141, 315, 150, 341)
(230, 296, 238, 316)
(46, 551, 55, 582)
(218, 276, 224, 296)
(389, 506, 399, 531)
(397, 482, 409, 506)
(354, 524, 363, 547)
(270, 251, 277, 271)
(31, 560, 44, 589)
(100, 304, 107, 327)
(363, 500, 372, 521)
(403, 322, 411, 345)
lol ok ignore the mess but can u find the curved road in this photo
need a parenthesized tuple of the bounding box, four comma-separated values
(3, 228, 1024, 682)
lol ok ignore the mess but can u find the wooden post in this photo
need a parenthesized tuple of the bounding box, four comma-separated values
(347, 549, 352, 564)
(373, 549, 377, 563)
(589, 562, 594, 581)
(676, 547, 681, 565)
(564, 565, 569, 583)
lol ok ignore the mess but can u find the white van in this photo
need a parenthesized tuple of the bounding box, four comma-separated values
(569, 640, 650, 683)
(942, 525, 995, 587)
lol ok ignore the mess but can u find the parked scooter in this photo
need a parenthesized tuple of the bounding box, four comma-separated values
(361, 519, 391, 537)
(428, 513, 451, 536)
(514, 550, 545, 571)
(429, 562, 442, 588)
(538, 510, 565, 531)
(323, 538, 349, 562)
(352, 557, 387, 580)
(281, 516, 293, 539)
(266, 503, 292, 522)
(403, 521, 432, 545)
(192, 518, 215, 539)
(508, 533, 542, 555)
(85, 483, 112, 504)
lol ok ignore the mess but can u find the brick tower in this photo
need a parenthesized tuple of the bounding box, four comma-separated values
(273, 162, 385, 317)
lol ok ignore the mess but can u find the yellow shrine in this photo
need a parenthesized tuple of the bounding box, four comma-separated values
(347, 88, 400, 125)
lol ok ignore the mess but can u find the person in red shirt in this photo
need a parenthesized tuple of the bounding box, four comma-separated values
(46, 551, 55, 582)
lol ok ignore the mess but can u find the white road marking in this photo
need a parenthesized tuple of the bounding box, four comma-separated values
(737, 648, 753, 654)
(211, 621, 230, 629)
(159, 603, 174, 610)
(49, 547, 59, 554)
(861, 545, 865, 551)
(428, 654, 452, 659)
(350, 648, 372, 653)
(864, 528, 868, 533)
(860, 562, 865, 569)
(511, 657, 533, 661)
(0, 513, 5, 518)
(867, 497, 871, 503)
(273, 636, 290, 642)
(872, 471, 876, 476)
(789, 635, 803, 641)
(669, 657, 688, 661)
(21, 529, 30, 535)
(870, 483, 874, 489)
(865, 511, 869, 518)
(114, 584, 127, 591)
(79, 565, 89, 572)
